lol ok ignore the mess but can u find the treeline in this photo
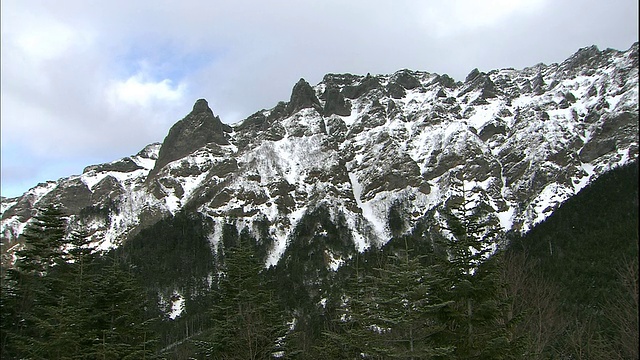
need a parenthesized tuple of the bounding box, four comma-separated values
(1, 162, 637, 359)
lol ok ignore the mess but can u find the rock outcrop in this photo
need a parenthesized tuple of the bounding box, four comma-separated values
(148, 99, 231, 180)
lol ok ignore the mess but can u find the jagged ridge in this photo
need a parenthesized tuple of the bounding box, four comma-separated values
(1, 43, 638, 268)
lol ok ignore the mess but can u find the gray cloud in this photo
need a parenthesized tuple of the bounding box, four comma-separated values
(1, 0, 638, 197)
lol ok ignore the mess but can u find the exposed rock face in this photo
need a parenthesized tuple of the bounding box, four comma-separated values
(321, 87, 351, 116)
(287, 78, 322, 115)
(579, 111, 639, 162)
(391, 70, 422, 90)
(84, 158, 143, 174)
(460, 68, 498, 101)
(90, 176, 124, 205)
(148, 99, 231, 180)
(2, 43, 638, 268)
(386, 70, 423, 99)
(342, 74, 382, 99)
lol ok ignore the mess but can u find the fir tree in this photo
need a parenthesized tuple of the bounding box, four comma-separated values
(323, 245, 454, 359)
(1, 206, 157, 359)
(1, 205, 68, 358)
(198, 236, 287, 359)
(16, 205, 68, 275)
(368, 251, 453, 359)
(434, 173, 514, 359)
(86, 255, 157, 359)
(319, 253, 374, 359)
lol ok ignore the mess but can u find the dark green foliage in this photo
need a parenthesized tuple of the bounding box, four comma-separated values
(271, 205, 357, 356)
(86, 256, 158, 359)
(431, 174, 515, 359)
(116, 211, 218, 352)
(1, 206, 156, 359)
(119, 212, 216, 291)
(509, 162, 638, 311)
(217, 218, 274, 268)
(387, 201, 406, 236)
(195, 236, 287, 359)
(323, 250, 454, 359)
(16, 205, 68, 274)
(506, 161, 639, 359)
(1, 205, 68, 358)
(79, 199, 119, 222)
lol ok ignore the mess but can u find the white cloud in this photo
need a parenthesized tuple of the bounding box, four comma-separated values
(16, 21, 92, 61)
(107, 73, 187, 108)
(422, 0, 548, 37)
(1, 3, 95, 62)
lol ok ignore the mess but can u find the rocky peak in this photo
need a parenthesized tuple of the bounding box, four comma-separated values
(321, 73, 362, 88)
(531, 72, 546, 94)
(460, 68, 498, 100)
(1, 43, 637, 270)
(286, 78, 322, 115)
(390, 70, 421, 90)
(624, 42, 638, 68)
(147, 99, 232, 180)
(433, 74, 457, 89)
(192, 98, 214, 115)
(136, 142, 161, 159)
(560, 45, 607, 75)
(465, 68, 482, 83)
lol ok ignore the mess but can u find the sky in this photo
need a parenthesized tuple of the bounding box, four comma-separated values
(1, 0, 638, 199)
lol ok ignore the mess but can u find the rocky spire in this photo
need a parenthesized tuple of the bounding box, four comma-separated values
(192, 98, 215, 114)
(147, 99, 232, 180)
(286, 78, 322, 115)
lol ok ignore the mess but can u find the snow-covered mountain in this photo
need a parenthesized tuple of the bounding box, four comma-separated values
(1, 43, 638, 266)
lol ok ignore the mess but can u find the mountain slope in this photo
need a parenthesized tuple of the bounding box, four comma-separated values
(503, 160, 639, 358)
(1, 43, 638, 267)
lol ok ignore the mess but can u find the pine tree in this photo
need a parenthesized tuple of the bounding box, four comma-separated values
(319, 253, 375, 359)
(36, 229, 101, 358)
(87, 255, 157, 359)
(16, 205, 68, 275)
(1, 206, 157, 359)
(434, 173, 514, 359)
(323, 244, 454, 359)
(198, 236, 287, 359)
(1, 205, 68, 358)
(0, 265, 19, 358)
(369, 251, 453, 359)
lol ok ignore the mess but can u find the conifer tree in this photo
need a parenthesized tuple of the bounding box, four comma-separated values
(198, 236, 287, 359)
(369, 251, 453, 359)
(319, 254, 375, 358)
(1, 205, 68, 358)
(87, 255, 157, 359)
(16, 205, 68, 275)
(323, 244, 454, 359)
(36, 229, 101, 358)
(434, 173, 514, 359)
(0, 265, 19, 358)
(1, 206, 157, 359)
